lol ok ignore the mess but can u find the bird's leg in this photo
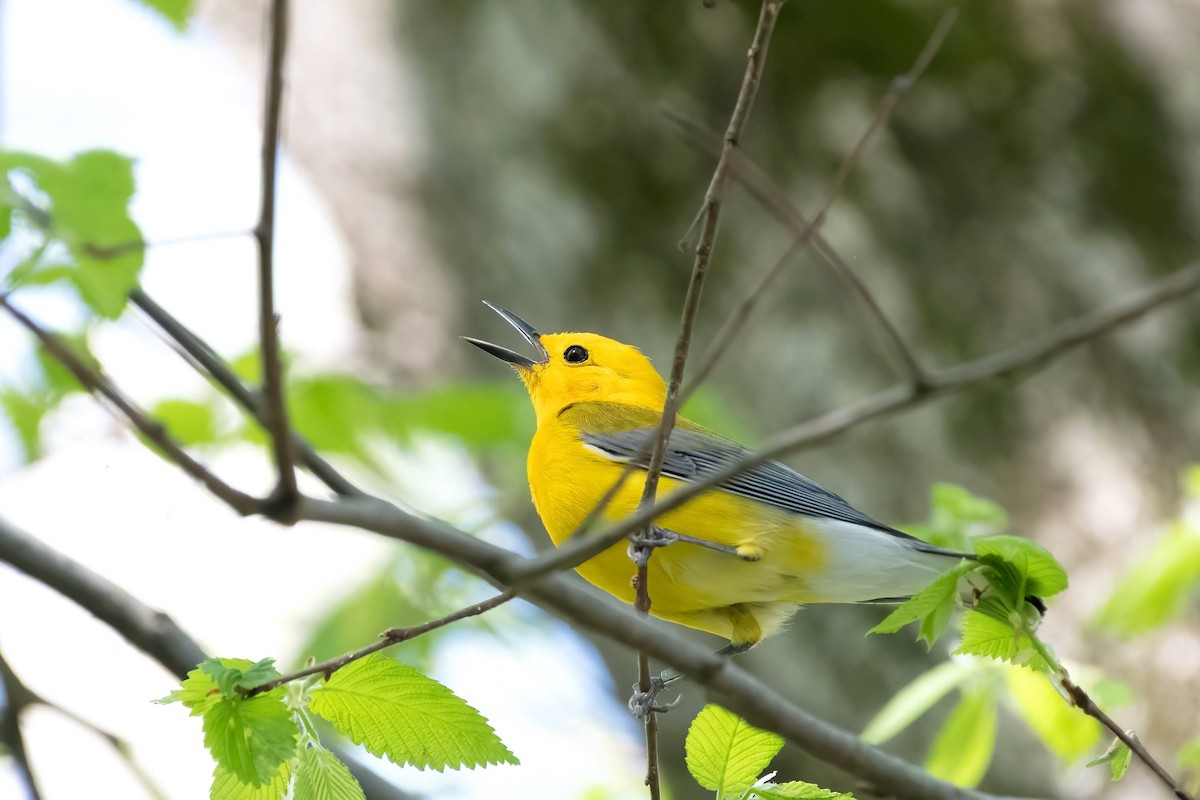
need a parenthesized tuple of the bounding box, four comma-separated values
(628, 642, 754, 719)
(627, 525, 760, 565)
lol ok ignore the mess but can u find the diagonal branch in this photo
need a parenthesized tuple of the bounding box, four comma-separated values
(0, 295, 264, 516)
(681, 9, 957, 398)
(509, 259, 1200, 584)
(128, 288, 367, 499)
(244, 590, 515, 697)
(254, 0, 300, 508)
(632, 3, 787, 795)
(0, 650, 43, 800)
(295, 494, 1026, 800)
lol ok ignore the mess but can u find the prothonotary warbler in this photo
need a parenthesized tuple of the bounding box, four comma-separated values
(466, 302, 972, 653)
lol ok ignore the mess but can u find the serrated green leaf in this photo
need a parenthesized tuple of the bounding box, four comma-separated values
(1092, 522, 1200, 636)
(954, 611, 1050, 671)
(153, 398, 220, 446)
(685, 704, 784, 798)
(130, 0, 193, 31)
(293, 745, 366, 800)
(1005, 665, 1100, 763)
(861, 660, 973, 745)
(868, 561, 972, 647)
(200, 658, 281, 698)
(1087, 739, 1133, 782)
(210, 761, 291, 800)
(309, 654, 516, 771)
(924, 687, 998, 788)
(975, 536, 1068, 599)
(748, 781, 851, 799)
(202, 694, 297, 786)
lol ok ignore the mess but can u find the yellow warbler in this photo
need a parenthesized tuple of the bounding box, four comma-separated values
(466, 302, 969, 650)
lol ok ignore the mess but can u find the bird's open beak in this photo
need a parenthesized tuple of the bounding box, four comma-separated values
(463, 301, 549, 370)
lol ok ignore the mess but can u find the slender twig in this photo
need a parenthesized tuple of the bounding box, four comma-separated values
(82, 229, 252, 260)
(667, 110, 924, 386)
(296, 494, 1026, 800)
(0, 516, 415, 800)
(128, 288, 367, 499)
(682, 9, 957, 399)
(254, 0, 299, 507)
(631, 4, 787, 796)
(0, 295, 264, 516)
(508, 259, 1200, 584)
(1063, 677, 1191, 799)
(244, 591, 515, 697)
(0, 650, 43, 800)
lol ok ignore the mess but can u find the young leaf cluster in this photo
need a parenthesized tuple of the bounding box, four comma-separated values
(685, 704, 851, 800)
(158, 654, 517, 799)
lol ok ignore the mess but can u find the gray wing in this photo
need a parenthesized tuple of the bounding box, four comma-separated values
(581, 426, 932, 545)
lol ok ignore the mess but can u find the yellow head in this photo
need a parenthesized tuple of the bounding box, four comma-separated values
(465, 303, 666, 425)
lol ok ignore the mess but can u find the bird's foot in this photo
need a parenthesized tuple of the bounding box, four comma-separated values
(627, 526, 678, 567)
(627, 675, 681, 720)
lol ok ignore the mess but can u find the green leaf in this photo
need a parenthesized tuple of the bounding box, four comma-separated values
(1087, 739, 1133, 782)
(924, 686, 998, 788)
(130, 0, 193, 31)
(684, 704, 784, 798)
(309, 654, 516, 771)
(1092, 522, 1200, 636)
(0, 389, 50, 462)
(287, 375, 382, 464)
(0, 204, 11, 241)
(210, 761, 291, 800)
(748, 781, 851, 799)
(861, 660, 974, 745)
(1177, 737, 1200, 769)
(1004, 665, 1101, 763)
(293, 745, 367, 800)
(903, 484, 1008, 551)
(153, 398, 220, 446)
(202, 694, 298, 786)
(199, 658, 282, 698)
(379, 382, 534, 448)
(868, 561, 973, 647)
(975, 535, 1068, 599)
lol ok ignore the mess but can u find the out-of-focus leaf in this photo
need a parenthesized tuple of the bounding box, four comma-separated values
(1092, 521, 1200, 636)
(685, 704, 783, 798)
(1089, 678, 1133, 710)
(924, 686, 998, 788)
(34, 330, 97, 396)
(681, 389, 756, 446)
(904, 484, 1009, 551)
(380, 383, 533, 447)
(0, 204, 11, 241)
(0, 389, 49, 462)
(129, 0, 193, 31)
(861, 660, 974, 745)
(287, 375, 381, 463)
(153, 398, 220, 446)
(1004, 665, 1100, 763)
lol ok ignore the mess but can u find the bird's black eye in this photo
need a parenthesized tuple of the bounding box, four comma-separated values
(563, 345, 589, 364)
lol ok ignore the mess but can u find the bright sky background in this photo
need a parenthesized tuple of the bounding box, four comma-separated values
(0, 1, 646, 797)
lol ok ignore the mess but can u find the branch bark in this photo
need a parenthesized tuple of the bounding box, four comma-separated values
(254, 0, 300, 509)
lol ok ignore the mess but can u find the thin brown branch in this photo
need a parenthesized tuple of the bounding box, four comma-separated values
(296, 494, 1025, 800)
(0, 295, 263, 516)
(632, 4, 787, 795)
(128, 288, 367, 499)
(1062, 677, 1193, 800)
(681, 9, 957, 398)
(255, 0, 299, 508)
(508, 259, 1200, 584)
(244, 591, 514, 697)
